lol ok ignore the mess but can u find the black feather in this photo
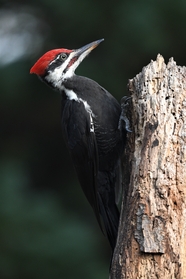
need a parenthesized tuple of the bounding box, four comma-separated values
(61, 76, 125, 251)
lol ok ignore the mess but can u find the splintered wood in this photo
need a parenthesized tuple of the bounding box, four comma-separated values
(111, 55, 186, 279)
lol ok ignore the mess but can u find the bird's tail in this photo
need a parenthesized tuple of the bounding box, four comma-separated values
(98, 193, 120, 252)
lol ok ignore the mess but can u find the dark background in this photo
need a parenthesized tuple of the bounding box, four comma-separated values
(1, 1, 186, 278)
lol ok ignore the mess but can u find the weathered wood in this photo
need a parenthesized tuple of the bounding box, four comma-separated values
(111, 55, 186, 279)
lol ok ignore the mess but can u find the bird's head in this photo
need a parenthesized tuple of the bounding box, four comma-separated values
(30, 39, 104, 90)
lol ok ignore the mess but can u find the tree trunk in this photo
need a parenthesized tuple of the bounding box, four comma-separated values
(111, 55, 186, 279)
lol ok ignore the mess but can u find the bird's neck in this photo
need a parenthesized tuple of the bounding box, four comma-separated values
(61, 76, 95, 124)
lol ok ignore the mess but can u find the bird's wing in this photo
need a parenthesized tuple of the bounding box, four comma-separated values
(61, 99, 103, 232)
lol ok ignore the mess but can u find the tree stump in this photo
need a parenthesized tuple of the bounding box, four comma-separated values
(111, 55, 186, 279)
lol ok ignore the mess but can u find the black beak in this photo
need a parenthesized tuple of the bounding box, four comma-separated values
(74, 39, 104, 57)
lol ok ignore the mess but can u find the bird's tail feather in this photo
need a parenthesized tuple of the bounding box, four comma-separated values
(98, 194, 120, 252)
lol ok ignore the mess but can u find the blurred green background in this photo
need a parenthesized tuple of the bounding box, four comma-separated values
(1, 0, 186, 278)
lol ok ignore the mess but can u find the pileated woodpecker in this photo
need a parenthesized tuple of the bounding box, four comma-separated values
(30, 39, 126, 252)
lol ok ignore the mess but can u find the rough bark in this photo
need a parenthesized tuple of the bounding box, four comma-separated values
(111, 55, 186, 279)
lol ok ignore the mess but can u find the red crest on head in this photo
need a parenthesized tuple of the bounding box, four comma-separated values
(30, 48, 72, 76)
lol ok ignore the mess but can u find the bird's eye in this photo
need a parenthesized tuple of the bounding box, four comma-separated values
(59, 53, 67, 60)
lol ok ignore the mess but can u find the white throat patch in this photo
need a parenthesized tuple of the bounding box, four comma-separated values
(45, 52, 75, 89)
(45, 48, 92, 91)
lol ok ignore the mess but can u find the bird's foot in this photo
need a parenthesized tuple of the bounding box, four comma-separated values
(118, 96, 132, 132)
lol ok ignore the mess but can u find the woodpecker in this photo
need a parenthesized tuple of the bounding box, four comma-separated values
(30, 39, 126, 252)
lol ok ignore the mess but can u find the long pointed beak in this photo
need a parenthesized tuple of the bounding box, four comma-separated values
(74, 39, 104, 58)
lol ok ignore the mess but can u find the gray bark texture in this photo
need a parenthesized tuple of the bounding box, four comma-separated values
(110, 55, 186, 279)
